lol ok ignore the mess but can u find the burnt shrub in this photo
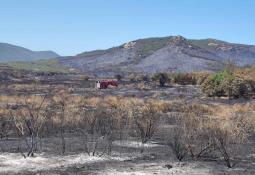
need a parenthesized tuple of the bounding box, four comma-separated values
(171, 73, 197, 85)
(152, 73, 170, 87)
(115, 74, 122, 81)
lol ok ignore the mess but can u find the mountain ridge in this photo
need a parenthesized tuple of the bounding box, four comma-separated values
(59, 35, 255, 76)
(0, 43, 59, 62)
(1, 36, 255, 76)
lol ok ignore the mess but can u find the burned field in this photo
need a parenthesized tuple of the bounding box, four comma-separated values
(0, 67, 255, 175)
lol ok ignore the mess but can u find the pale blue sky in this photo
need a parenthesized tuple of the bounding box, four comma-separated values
(0, 0, 254, 56)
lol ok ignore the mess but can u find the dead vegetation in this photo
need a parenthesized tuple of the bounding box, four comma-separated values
(0, 89, 254, 170)
(0, 67, 255, 175)
(166, 102, 255, 168)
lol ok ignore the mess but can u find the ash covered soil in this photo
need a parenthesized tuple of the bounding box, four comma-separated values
(0, 75, 255, 175)
(1, 137, 255, 175)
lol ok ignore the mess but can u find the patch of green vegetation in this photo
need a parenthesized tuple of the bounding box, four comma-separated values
(201, 67, 252, 98)
(189, 39, 227, 52)
(134, 37, 172, 63)
(140, 38, 169, 56)
(6, 59, 69, 73)
(211, 70, 235, 88)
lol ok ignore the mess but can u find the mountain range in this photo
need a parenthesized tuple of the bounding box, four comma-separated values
(59, 36, 255, 76)
(1, 36, 255, 76)
(0, 43, 59, 62)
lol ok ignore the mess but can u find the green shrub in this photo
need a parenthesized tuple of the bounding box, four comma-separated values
(201, 69, 251, 98)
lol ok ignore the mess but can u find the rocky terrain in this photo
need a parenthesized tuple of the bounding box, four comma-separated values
(59, 36, 255, 76)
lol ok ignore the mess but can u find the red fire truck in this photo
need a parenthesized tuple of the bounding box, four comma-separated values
(96, 80, 118, 89)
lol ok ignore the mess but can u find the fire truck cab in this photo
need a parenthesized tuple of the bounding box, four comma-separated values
(96, 80, 118, 89)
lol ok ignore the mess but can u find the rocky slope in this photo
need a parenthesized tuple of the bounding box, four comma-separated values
(60, 36, 255, 76)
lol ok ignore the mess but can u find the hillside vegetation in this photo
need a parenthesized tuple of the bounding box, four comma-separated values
(5, 59, 70, 73)
(0, 43, 59, 62)
(59, 35, 255, 75)
(150, 65, 255, 98)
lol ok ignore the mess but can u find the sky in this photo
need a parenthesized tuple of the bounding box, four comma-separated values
(0, 0, 254, 56)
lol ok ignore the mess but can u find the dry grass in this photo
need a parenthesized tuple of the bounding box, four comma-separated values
(235, 66, 255, 81)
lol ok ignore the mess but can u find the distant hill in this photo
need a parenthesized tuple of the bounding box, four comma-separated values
(0, 43, 59, 62)
(5, 59, 71, 73)
(59, 36, 255, 76)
